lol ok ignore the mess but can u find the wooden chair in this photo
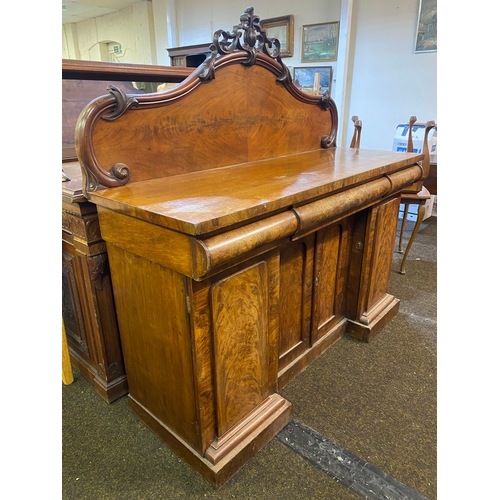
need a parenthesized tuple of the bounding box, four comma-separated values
(397, 116, 435, 274)
(350, 115, 436, 274)
(62, 318, 74, 385)
(350, 116, 362, 148)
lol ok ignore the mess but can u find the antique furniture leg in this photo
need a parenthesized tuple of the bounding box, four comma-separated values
(398, 202, 410, 253)
(62, 318, 74, 385)
(396, 116, 435, 274)
(399, 194, 429, 275)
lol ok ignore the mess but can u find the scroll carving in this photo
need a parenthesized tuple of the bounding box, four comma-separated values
(75, 89, 136, 193)
(320, 94, 338, 148)
(201, 6, 289, 82)
(102, 85, 138, 121)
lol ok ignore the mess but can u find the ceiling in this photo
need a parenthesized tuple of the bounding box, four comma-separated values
(62, 0, 145, 25)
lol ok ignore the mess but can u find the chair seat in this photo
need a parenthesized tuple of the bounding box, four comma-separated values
(348, 114, 436, 275)
(401, 186, 431, 203)
(398, 186, 432, 274)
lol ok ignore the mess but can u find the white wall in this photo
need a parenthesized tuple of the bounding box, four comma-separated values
(62, 1, 156, 64)
(170, 0, 436, 149)
(172, 0, 342, 107)
(174, 0, 340, 73)
(346, 0, 437, 150)
(151, 0, 176, 66)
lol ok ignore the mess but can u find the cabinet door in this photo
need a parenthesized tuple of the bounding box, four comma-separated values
(62, 246, 92, 362)
(356, 196, 400, 320)
(189, 251, 280, 444)
(345, 196, 401, 342)
(211, 261, 273, 436)
(277, 235, 315, 372)
(311, 219, 351, 344)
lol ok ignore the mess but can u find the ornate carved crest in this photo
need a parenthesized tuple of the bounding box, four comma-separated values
(200, 6, 289, 82)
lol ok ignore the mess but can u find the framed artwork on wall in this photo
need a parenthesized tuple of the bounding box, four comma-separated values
(260, 15, 294, 58)
(414, 0, 437, 53)
(292, 66, 332, 95)
(301, 21, 339, 62)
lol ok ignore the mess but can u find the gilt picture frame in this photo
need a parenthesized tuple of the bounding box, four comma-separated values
(301, 21, 339, 63)
(260, 15, 294, 58)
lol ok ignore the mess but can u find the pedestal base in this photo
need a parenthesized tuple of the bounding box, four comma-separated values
(346, 296, 400, 343)
(129, 393, 292, 489)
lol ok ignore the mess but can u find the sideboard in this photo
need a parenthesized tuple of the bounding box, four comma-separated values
(73, 7, 433, 486)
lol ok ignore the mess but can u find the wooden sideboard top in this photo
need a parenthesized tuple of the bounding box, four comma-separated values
(88, 147, 422, 236)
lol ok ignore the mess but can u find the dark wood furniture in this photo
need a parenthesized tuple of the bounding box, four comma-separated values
(74, 8, 433, 487)
(167, 43, 211, 67)
(62, 60, 193, 402)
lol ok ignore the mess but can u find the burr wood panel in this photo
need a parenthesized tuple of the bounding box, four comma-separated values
(312, 224, 343, 343)
(211, 262, 271, 436)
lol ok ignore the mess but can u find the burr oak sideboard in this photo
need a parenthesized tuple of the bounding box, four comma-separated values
(62, 60, 192, 402)
(74, 8, 432, 487)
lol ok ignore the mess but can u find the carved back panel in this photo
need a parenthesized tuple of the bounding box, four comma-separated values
(76, 7, 338, 195)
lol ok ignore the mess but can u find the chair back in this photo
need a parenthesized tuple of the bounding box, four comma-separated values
(349, 115, 362, 148)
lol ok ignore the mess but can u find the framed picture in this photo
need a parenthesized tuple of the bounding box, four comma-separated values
(260, 15, 294, 58)
(414, 0, 437, 53)
(292, 66, 332, 95)
(302, 21, 339, 62)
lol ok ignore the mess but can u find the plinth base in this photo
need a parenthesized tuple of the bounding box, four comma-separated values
(129, 393, 292, 489)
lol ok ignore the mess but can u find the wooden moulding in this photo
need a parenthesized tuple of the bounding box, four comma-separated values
(292, 164, 423, 237)
(347, 297, 400, 343)
(204, 394, 289, 465)
(129, 391, 291, 489)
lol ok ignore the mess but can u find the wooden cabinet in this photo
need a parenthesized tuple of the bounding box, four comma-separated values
(62, 165, 127, 402)
(62, 60, 193, 402)
(167, 43, 211, 67)
(73, 8, 432, 488)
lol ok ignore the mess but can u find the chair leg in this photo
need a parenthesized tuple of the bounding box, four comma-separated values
(399, 202, 426, 275)
(62, 318, 74, 385)
(398, 203, 410, 253)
